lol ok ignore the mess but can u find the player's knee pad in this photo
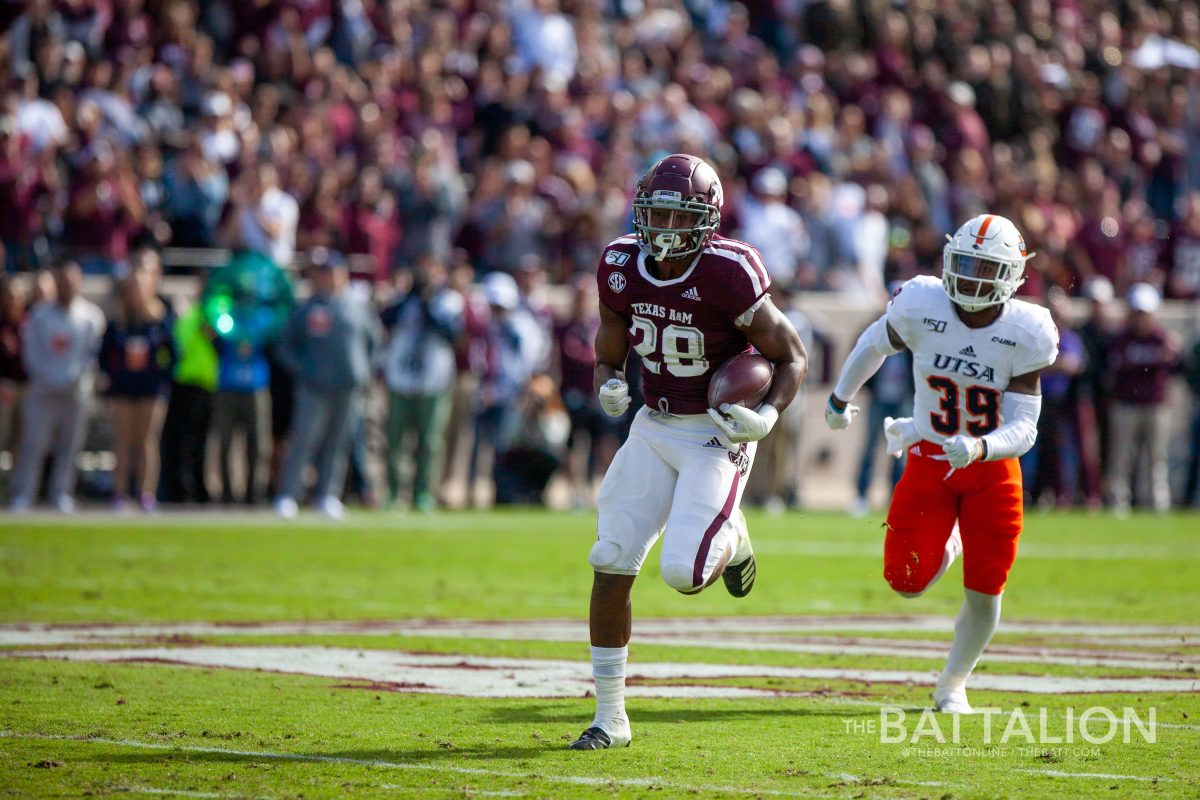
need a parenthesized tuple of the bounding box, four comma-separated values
(588, 540, 623, 573)
(660, 560, 699, 594)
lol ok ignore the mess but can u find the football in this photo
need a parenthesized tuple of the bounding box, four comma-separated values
(707, 352, 774, 410)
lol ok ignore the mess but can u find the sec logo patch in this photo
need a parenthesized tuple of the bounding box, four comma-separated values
(608, 272, 627, 293)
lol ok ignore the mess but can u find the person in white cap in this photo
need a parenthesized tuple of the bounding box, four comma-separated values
(1104, 282, 1181, 515)
(736, 168, 809, 286)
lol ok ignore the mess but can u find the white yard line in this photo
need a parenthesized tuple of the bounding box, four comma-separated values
(9, 645, 1200, 696)
(4, 617, 1198, 646)
(1017, 768, 1172, 782)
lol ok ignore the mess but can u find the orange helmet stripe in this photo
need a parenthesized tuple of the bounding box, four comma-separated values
(973, 214, 994, 246)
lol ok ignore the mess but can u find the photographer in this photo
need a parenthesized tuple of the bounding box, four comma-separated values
(380, 254, 464, 511)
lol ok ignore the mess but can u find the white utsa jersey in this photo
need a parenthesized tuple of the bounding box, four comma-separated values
(886, 276, 1058, 445)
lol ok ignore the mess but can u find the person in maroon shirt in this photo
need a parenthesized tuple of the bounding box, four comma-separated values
(569, 154, 808, 751)
(1104, 283, 1181, 514)
(552, 274, 620, 507)
(0, 274, 28, 468)
(65, 142, 145, 274)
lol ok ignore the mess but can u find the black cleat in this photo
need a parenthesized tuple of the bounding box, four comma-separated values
(723, 554, 756, 598)
(568, 726, 615, 750)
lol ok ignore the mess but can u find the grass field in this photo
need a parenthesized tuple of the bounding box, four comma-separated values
(1, 509, 1198, 799)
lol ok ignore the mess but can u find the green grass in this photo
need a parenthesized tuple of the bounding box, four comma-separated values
(1, 509, 1198, 799)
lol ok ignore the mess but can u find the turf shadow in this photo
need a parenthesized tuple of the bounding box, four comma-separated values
(485, 702, 883, 726)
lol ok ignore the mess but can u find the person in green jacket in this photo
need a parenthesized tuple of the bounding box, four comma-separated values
(158, 303, 218, 503)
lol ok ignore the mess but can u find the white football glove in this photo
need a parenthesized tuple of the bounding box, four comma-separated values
(824, 396, 860, 431)
(883, 416, 919, 458)
(598, 378, 632, 417)
(707, 403, 779, 448)
(943, 434, 984, 469)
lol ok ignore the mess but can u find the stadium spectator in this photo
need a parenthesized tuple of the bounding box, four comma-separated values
(10, 261, 104, 513)
(1183, 329, 1200, 509)
(65, 142, 145, 275)
(1026, 288, 1086, 508)
(466, 272, 548, 507)
(158, 301, 217, 505)
(1105, 284, 1181, 515)
(274, 249, 380, 520)
(737, 168, 810, 287)
(99, 260, 176, 512)
(162, 138, 229, 248)
(224, 163, 299, 269)
(0, 275, 27, 478)
(380, 254, 464, 512)
(493, 373, 570, 506)
(1074, 276, 1119, 508)
(553, 273, 617, 508)
(206, 250, 293, 505)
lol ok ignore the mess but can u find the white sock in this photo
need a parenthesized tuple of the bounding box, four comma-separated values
(590, 645, 629, 734)
(938, 589, 1001, 693)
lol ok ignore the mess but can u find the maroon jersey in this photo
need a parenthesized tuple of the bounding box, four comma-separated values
(596, 234, 770, 414)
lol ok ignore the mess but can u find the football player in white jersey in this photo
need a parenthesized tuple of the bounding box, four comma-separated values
(825, 214, 1058, 713)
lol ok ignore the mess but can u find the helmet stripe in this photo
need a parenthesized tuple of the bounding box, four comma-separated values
(973, 214, 994, 246)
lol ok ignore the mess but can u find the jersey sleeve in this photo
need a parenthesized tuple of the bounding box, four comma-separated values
(596, 242, 635, 316)
(1011, 306, 1059, 376)
(724, 243, 771, 323)
(884, 278, 924, 345)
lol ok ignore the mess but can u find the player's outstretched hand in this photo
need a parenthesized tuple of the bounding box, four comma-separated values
(883, 416, 919, 458)
(943, 434, 984, 469)
(598, 378, 632, 417)
(824, 395, 860, 431)
(708, 403, 779, 446)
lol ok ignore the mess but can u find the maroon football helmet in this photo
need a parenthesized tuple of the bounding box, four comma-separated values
(632, 154, 724, 260)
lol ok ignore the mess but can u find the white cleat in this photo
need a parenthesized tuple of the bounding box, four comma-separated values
(316, 495, 345, 520)
(934, 686, 974, 714)
(52, 494, 76, 515)
(274, 496, 299, 520)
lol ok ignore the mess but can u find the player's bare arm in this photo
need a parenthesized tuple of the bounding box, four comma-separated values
(593, 301, 630, 392)
(740, 296, 808, 412)
(594, 301, 633, 417)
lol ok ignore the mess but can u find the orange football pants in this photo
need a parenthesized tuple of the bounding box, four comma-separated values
(884, 442, 1023, 596)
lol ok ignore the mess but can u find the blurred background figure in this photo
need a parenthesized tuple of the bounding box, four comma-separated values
(1072, 277, 1119, 510)
(1025, 287, 1085, 508)
(467, 272, 548, 507)
(553, 273, 618, 509)
(1182, 324, 1200, 509)
(380, 254, 464, 512)
(99, 258, 175, 512)
(10, 261, 104, 513)
(205, 250, 293, 505)
(224, 163, 298, 269)
(747, 286, 828, 512)
(158, 300, 217, 505)
(0, 275, 28, 494)
(493, 373, 570, 506)
(1105, 284, 1180, 516)
(274, 250, 380, 520)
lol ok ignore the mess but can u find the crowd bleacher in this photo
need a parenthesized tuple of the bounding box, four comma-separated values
(0, 0, 1198, 514)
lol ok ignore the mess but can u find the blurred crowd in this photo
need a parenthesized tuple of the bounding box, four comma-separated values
(1, 0, 1200, 514)
(2, 0, 1200, 299)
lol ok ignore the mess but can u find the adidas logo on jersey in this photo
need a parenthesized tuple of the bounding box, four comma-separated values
(703, 436, 726, 449)
(959, 345, 977, 357)
(682, 286, 701, 301)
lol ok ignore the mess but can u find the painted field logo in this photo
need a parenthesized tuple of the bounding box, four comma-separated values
(867, 707, 1157, 745)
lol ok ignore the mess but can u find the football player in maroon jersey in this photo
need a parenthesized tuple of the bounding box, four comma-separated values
(569, 154, 808, 750)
